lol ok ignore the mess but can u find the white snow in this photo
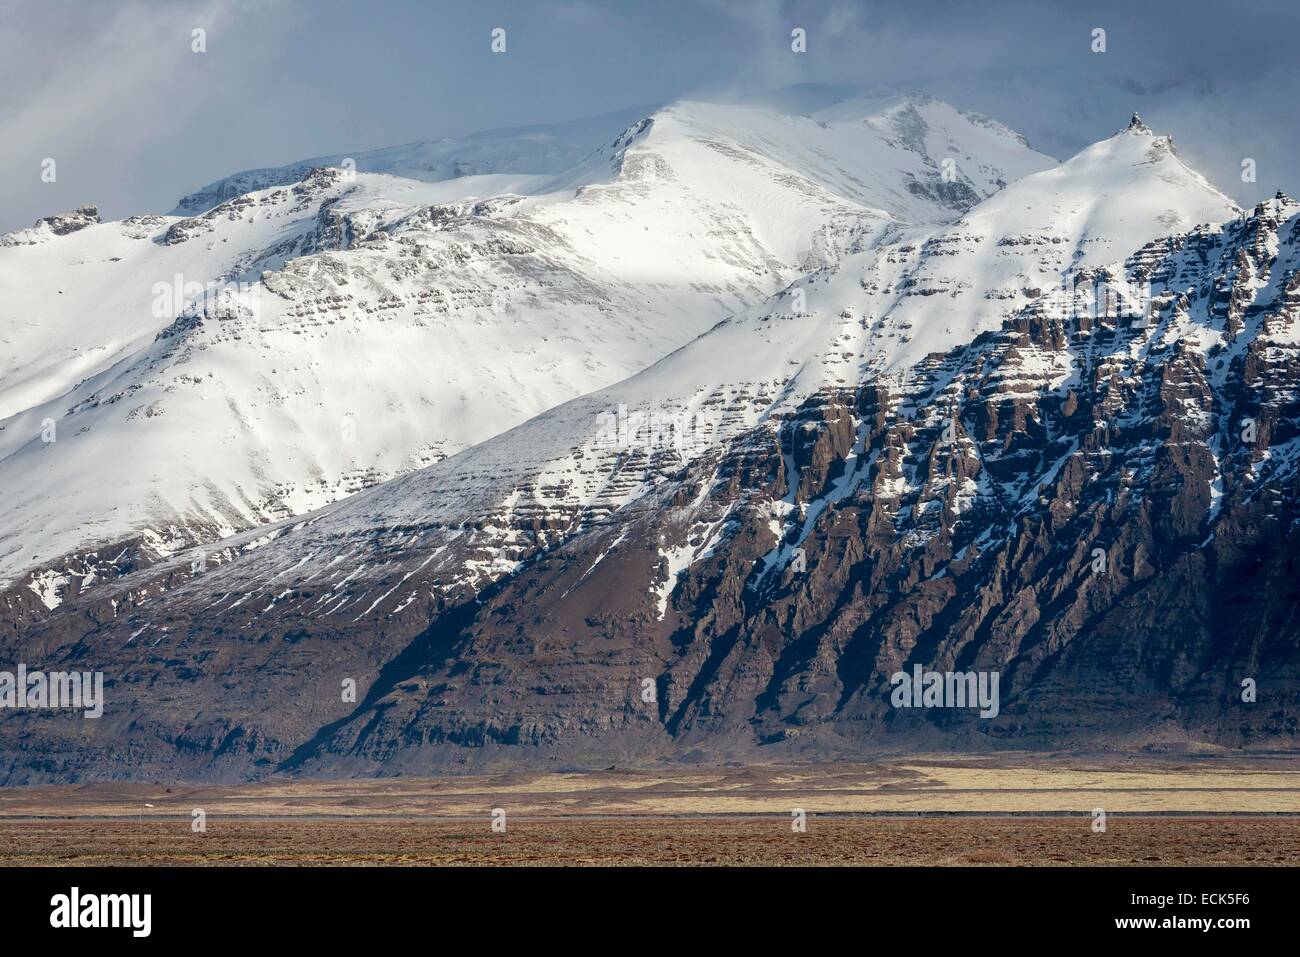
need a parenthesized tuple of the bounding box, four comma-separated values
(0, 91, 1055, 586)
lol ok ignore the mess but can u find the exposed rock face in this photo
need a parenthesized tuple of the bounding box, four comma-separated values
(1128, 113, 1152, 134)
(39, 205, 100, 235)
(289, 196, 1300, 770)
(0, 205, 100, 246)
(2, 196, 1298, 783)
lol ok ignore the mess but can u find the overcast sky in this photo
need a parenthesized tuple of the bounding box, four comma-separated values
(3, 0, 1298, 232)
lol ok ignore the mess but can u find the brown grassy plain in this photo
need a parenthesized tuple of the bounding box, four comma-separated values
(2, 755, 1297, 865)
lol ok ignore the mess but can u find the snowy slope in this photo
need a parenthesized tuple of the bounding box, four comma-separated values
(663, 114, 1244, 399)
(171, 106, 656, 215)
(60, 114, 1245, 633)
(0, 93, 1053, 591)
(345, 120, 1237, 579)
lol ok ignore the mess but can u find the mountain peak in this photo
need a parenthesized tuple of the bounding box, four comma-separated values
(1127, 112, 1152, 134)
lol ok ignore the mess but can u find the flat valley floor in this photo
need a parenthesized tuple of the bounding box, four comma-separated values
(2, 755, 1298, 866)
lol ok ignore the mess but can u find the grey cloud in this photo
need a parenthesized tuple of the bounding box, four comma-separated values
(2, 0, 1297, 232)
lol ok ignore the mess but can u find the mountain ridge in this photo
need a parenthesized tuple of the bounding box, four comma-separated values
(0, 90, 1056, 598)
(2, 111, 1292, 783)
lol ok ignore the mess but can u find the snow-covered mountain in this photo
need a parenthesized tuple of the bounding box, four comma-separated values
(145, 112, 1232, 609)
(6, 96, 1298, 781)
(0, 91, 1055, 596)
